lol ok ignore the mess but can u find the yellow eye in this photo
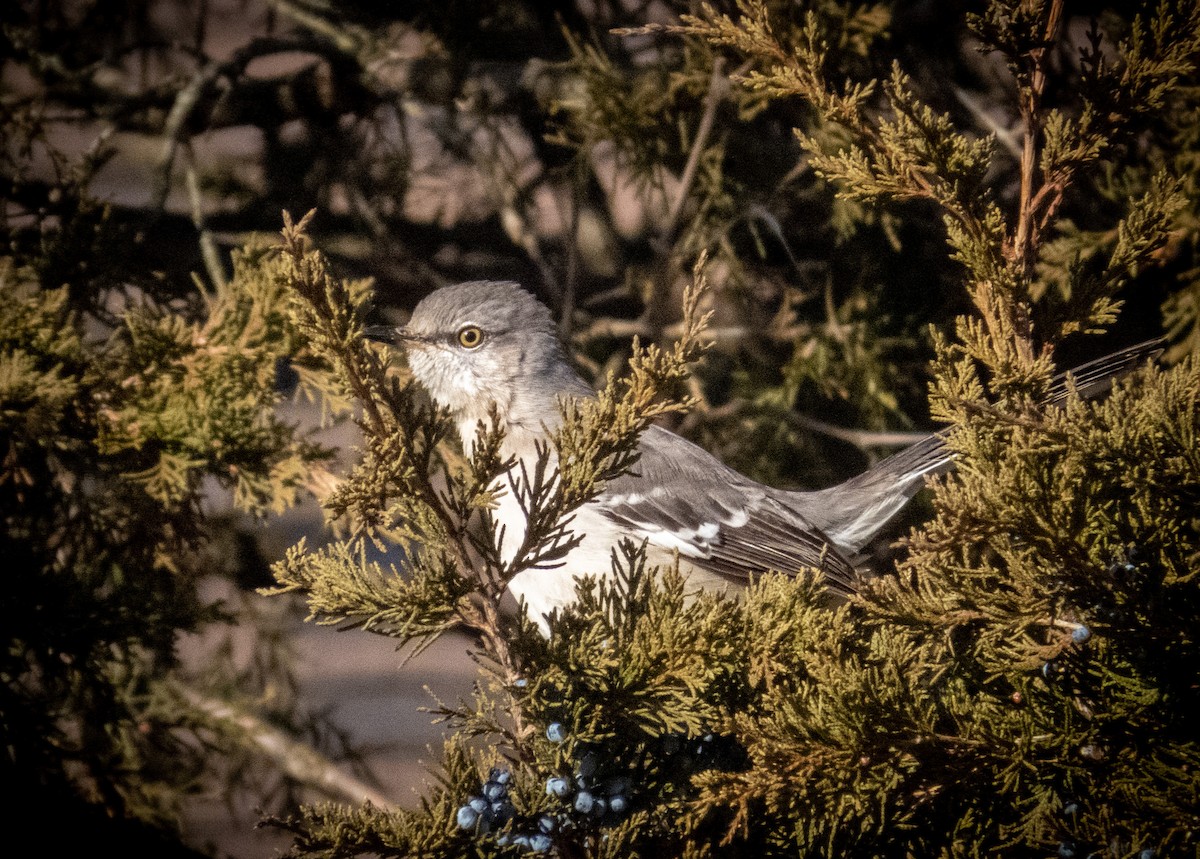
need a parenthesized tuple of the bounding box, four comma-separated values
(457, 325, 484, 349)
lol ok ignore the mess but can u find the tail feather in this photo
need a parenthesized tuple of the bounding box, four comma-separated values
(791, 339, 1163, 552)
(1047, 339, 1164, 404)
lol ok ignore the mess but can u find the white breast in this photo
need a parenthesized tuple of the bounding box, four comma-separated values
(463, 420, 733, 635)
(479, 430, 622, 633)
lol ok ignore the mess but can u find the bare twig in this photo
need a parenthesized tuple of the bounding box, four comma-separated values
(788, 413, 930, 449)
(152, 61, 222, 212)
(183, 143, 228, 290)
(952, 86, 1022, 160)
(176, 682, 398, 810)
(572, 316, 808, 346)
(662, 57, 733, 244)
(678, 396, 927, 452)
(152, 34, 353, 213)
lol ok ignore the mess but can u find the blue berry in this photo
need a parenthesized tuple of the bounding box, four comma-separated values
(490, 767, 512, 785)
(1072, 625, 1092, 644)
(546, 722, 567, 743)
(546, 775, 571, 798)
(1139, 850, 1157, 859)
(512, 833, 532, 849)
(468, 796, 488, 814)
(574, 790, 595, 815)
(490, 801, 512, 824)
(609, 794, 629, 815)
(482, 780, 506, 801)
(591, 797, 608, 818)
(577, 751, 598, 778)
(456, 804, 479, 830)
(529, 833, 553, 852)
(537, 814, 556, 834)
(1058, 841, 1077, 858)
(514, 678, 528, 688)
(1063, 802, 1078, 817)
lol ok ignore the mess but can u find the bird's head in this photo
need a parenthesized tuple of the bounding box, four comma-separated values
(365, 281, 584, 427)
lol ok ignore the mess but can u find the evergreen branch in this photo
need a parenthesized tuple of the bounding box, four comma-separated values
(266, 539, 468, 642)
(279, 209, 392, 444)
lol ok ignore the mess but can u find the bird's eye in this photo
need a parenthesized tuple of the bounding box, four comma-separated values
(456, 325, 484, 349)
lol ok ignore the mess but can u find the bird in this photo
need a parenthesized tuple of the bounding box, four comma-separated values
(365, 280, 1159, 632)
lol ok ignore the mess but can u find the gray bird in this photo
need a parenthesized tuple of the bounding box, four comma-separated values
(366, 280, 1158, 631)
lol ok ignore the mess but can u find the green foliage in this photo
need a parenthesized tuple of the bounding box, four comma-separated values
(0, 167, 358, 845)
(263, 1, 1200, 858)
(6, 0, 1198, 854)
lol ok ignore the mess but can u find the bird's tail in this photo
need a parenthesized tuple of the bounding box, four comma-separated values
(793, 339, 1164, 552)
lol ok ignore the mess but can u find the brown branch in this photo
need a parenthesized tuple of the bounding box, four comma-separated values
(176, 681, 399, 809)
(662, 56, 731, 244)
(997, 0, 1064, 367)
(183, 143, 228, 290)
(1010, 0, 1065, 276)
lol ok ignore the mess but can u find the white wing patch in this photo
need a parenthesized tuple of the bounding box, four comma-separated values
(641, 521, 722, 558)
(601, 486, 734, 558)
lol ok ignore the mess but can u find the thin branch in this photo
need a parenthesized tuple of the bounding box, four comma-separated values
(152, 35, 354, 212)
(175, 682, 398, 810)
(952, 86, 1022, 160)
(661, 57, 737, 244)
(152, 60, 222, 212)
(1010, 0, 1065, 275)
(788, 413, 930, 450)
(183, 143, 228, 290)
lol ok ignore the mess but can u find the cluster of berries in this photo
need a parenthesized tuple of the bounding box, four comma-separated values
(455, 768, 554, 852)
(455, 768, 514, 835)
(456, 722, 749, 849)
(544, 723, 632, 825)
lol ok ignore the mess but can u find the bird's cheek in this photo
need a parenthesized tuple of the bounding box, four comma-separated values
(409, 351, 465, 410)
(448, 360, 495, 414)
(406, 351, 440, 394)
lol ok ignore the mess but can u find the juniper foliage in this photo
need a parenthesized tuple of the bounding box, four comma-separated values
(7, 0, 1196, 855)
(0, 140, 366, 848)
(265, 2, 1200, 857)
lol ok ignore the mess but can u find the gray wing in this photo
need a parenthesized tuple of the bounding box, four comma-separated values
(596, 339, 1163, 593)
(596, 425, 859, 595)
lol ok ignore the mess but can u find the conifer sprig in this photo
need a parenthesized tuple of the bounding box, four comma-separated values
(656, 0, 1198, 381)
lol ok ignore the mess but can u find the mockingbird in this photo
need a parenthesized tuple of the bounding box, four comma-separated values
(366, 280, 1158, 630)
